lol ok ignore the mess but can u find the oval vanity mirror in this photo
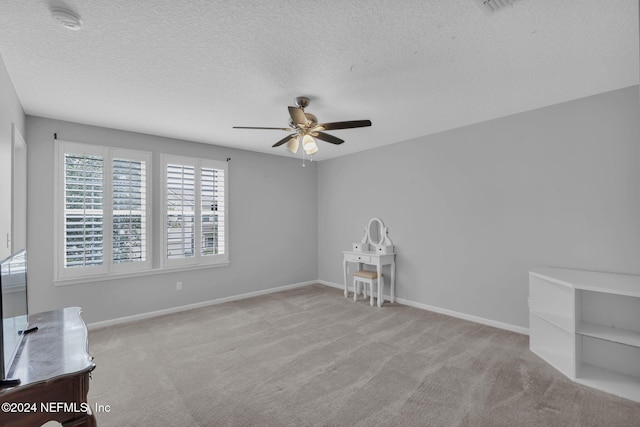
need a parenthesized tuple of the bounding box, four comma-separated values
(367, 217, 385, 246)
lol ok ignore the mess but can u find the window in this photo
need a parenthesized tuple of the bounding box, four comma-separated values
(55, 141, 151, 279)
(163, 155, 228, 268)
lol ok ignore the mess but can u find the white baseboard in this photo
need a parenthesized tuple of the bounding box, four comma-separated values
(318, 280, 529, 335)
(89, 279, 529, 336)
(87, 280, 317, 330)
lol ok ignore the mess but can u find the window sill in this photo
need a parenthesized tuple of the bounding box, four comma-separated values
(53, 261, 230, 286)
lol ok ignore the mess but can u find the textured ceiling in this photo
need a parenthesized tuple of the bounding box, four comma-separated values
(0, 0, 638, 160)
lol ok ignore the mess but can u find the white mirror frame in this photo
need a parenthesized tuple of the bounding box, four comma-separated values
(366, 217, 385, 246)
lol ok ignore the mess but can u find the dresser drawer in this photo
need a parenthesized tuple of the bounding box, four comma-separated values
(345, 253, 371, 263)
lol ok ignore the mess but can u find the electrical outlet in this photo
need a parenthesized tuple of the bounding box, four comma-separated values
(176, 281, 183, 291)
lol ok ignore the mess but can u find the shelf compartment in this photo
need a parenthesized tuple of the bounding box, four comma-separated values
(579, 334, 640, 379)
(578, 289, 640, 336)
(576, 362, 640, 403)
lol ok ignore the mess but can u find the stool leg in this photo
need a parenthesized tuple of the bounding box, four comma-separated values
(370, 281, 375, 306)
(353, 280, 358, 301)
(378, 280, 383, 307)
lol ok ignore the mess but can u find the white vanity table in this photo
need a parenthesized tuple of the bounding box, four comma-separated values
(343, 217, 396, 306)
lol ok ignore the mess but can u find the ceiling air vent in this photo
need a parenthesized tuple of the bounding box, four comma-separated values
(474, 0, 519, 14)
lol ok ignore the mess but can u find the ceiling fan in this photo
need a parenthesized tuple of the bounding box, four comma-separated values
(233, 96, 372, 156)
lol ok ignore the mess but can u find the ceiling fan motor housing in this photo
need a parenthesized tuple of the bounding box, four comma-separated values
(295, 96, 310, 109)
(304, 113, 317, 127)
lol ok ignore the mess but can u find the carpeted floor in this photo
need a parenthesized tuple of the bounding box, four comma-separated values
(87, 284, 640, 426)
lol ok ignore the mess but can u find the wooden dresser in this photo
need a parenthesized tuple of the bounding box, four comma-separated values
(0, 307, 96, 426)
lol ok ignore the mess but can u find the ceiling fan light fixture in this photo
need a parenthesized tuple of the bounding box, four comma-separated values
(286, 137, 299, 154)
(302, 135, 316, 150)
(304, 144, 319, 155)
(302, 135, 318, 155)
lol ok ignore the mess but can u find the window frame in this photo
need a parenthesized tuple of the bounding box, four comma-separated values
(54, 140, 152, 281)
(161, 154, 229, 269)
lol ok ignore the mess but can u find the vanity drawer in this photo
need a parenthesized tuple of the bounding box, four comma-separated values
(345, 253, 371, 263)
(352, 243, 370, 252)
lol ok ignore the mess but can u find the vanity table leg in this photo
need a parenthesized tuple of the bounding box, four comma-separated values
(343, 259, 348, 298)
(377, 264, 383, 307)
(391, 260, 396, 303)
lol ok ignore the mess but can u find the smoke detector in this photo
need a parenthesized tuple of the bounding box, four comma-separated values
(474, 0, 519, 14)
(51, 8, 82, 30)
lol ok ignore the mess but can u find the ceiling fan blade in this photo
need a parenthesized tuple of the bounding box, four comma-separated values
(272, 133, 297, 147)
(233, 126, 292, 131)
(288, 106, 308, 127)
(316, 120, 372, 131)
(314, 132, 345, 145)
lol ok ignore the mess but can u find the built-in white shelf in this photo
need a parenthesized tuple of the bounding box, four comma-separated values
(529, 267, 640, 403)
(577, 322, 640, 348)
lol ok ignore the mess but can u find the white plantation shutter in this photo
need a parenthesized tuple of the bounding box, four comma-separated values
(166, 164, 196, 259)
(163, 155, 228, 267)
(56, 141, 151, 280)
(112, 156, 148, 265)
(200, 166, 225, 256)
(63, 153, 104, 269)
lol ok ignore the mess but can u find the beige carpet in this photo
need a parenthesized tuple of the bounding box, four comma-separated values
(87, 284, 640, 426)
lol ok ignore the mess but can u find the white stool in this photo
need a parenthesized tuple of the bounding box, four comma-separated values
(353, 270, 384, 307)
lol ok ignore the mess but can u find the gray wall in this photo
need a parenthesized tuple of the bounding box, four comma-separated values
(15, 80, 640, 329)
(26, 116, 318, 323)
(0, 54, 25, 260)
(318, 86, 640, 330)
